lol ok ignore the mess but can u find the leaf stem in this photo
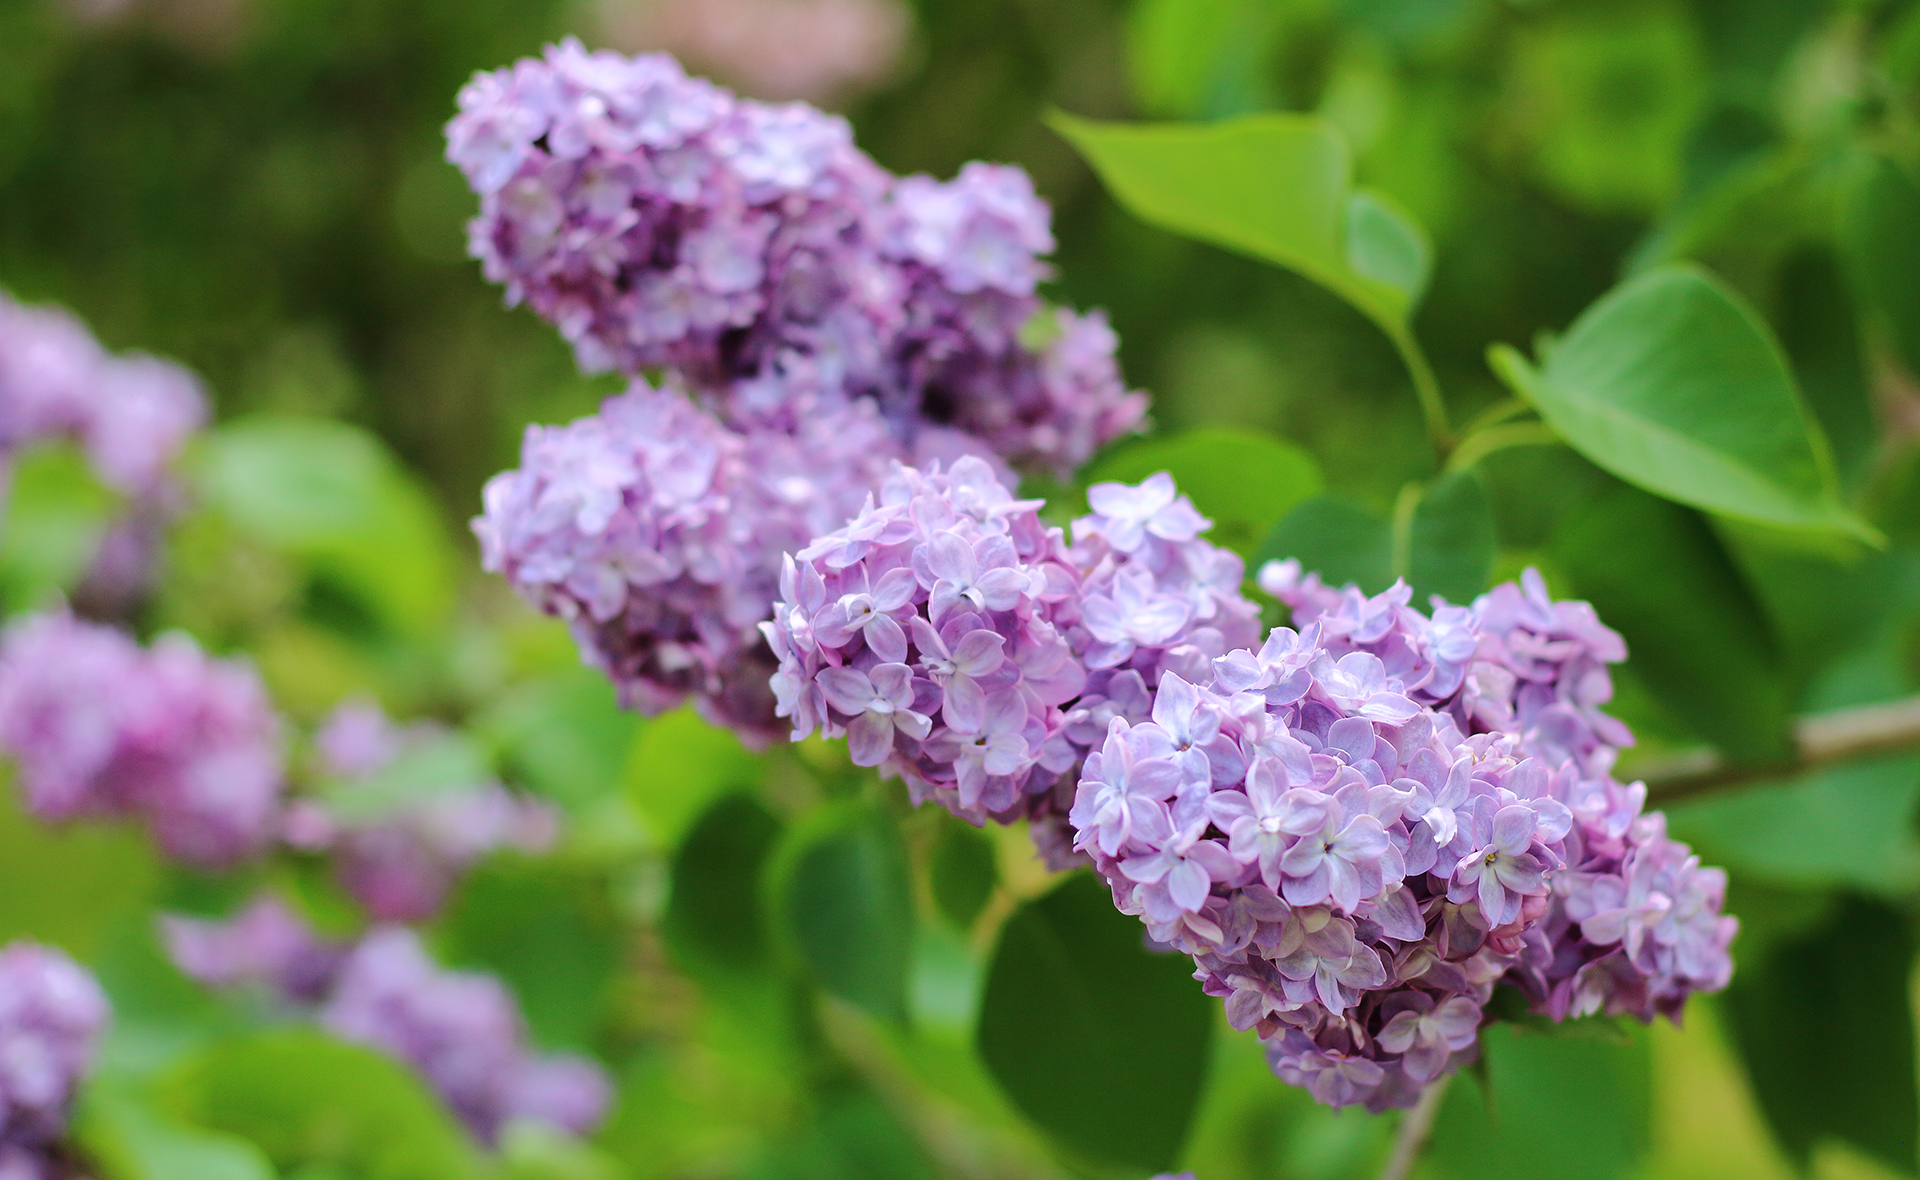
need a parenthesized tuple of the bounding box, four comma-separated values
(1379, 1075, 1451, 1180)
(1388, 323, 1455, 458)
(1443, 421, 1562, 474)
(1389, 480, 1423, 581)
(1642, 693, 1920, 803)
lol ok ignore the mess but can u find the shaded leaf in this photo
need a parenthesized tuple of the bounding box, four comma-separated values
(1257, 496, 1392, 597)
(1777, 247, 1876, 493)
(1725, 895, 1918, 1174)
(1552, 487, 1791, 761)
(1843, 155, 1920, 380)
(1429, 1021, 1651, 1180)
(624, 705, 763, 850)
(1082, 426, 1323, 559)
(1490, 265, 1871, 538)
(976, 872, 1213, 1172)
(1408, 470, 1495, 604)
(476, 666, 639, 817)
(1050, 112, 1429, 330)
(768, 799, 914, 1024)
(663, 792, 784, 984)
(927, 817, 996, 931)
(161, 1029, 483, 1180)
(1346, 189, 1432, 308)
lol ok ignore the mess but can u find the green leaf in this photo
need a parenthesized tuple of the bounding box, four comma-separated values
(975, 872, 1213, 1172)
(1124, 0, 1279, 120)
(1725, 895, 1918, 1174)
(624, 705, 764, 850)
(1428, 1020, 1651, 1180)
(662, 792, 784, 986)
(1407, 470, 1496, 604)
(0, 442, 116, 612)
(160, 1029, 483, 1180)
(1489, 264, 1872, 539)
(1049, 111, 1430, 328)
(1843, 155, 1920, 381)
(1256, 496, 1393, 596)
(476, 667, 639, 816)
(927, 816, 997, 931)
(1081, 426, 1323, 559)
(438, 860, 621, 1051)
(1345, 189, 1432, 308)
(193, 417, 458, 638)
(317, 726, 492, 821)
(77, 1081, 275, 1180)
(1552, 486, 1791, 761)
(0, 773, 161, 962)
(768, 799, 914, 1024)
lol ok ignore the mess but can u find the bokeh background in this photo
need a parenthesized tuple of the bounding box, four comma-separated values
(2, 0, 1919, 1177)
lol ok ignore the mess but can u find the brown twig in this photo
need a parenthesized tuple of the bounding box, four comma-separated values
(1378, 1075, 1451, 1180)
(1641, 693, 1920, 803)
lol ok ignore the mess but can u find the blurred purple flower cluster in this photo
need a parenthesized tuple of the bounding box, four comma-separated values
(0, 611, 284, 867)
(282, 700, 559, 923)
(0, 293, 205, 502)
(447, 40, 1143, 478)
(164, 902, 610, 1145)
(0, 941, 108, 1179)
(455, 45, 1146, 739)
(764, 461, 1259, 845)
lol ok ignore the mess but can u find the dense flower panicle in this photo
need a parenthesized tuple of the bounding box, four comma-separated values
(287, 700, 559, 923)
(319, 928, 611, 1144)
(764, 462, 1259, 833)
(0, 942, 108, 1151)
(0, 293, 205, 499)
(475, 381, 901, 739)
(448, 43, 1144, 478)
(166, 902, 611, 1145)
(0, 612, 285, 866)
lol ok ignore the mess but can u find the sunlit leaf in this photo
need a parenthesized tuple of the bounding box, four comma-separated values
(1725, 895, 1918, 1174)
(193, 417, 458, 638)
(0, 774, 160, 962)
(1050, 111, 1430, 329)
(976, 873, 1212, 1172)
(77, 1081, 275, 1180)
(624, 705, 763, 850)
(1082, 426, 1323, 558)
(768, 799, 914, 1025)
(0, 443, 115, 612)
(161, 1029, 483, 1180)
(477, 667, 638, 816)
(1490, 265, 1872, 539)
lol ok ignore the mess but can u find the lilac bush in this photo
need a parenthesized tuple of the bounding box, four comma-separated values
(286, 700, 559, 923)
(165, 900, 611, 1145)
(0, 941, 108, 1171)
(0, 611, 284, 867)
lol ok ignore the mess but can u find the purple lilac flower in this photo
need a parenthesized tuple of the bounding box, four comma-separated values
(448, 43, 1144, 478)
(161, 894, 344, 1003)
(285, 701, 558, 923)
(320, 928, 611, 1144)
(474, 380, 900, 741)
(763, 461, 1259, 832)
(0, 611, 285, 867)
(0, 942, 108, 1153)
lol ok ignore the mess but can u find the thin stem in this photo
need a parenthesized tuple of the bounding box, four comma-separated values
(1387, 323, 1455, 458)
(1642, 693, 1920, 803)
(1379, 1075, 1451, 1180)
(1389, 480, 1424, 581)
(1443, 421, 1561, 474)
(1458, 397, 1530, 438)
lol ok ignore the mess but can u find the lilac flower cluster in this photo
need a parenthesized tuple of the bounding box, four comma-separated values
(0, 611, 285, 867)
(474, 381, 901, 740)
(764, 461, 1259, 839)
(0, 292, 206, 500)
(165, 900, 611, 1146)
(447, 40, 1145, 478)
(0, 941, 108, 1170)
(282, 700, 559, 923)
